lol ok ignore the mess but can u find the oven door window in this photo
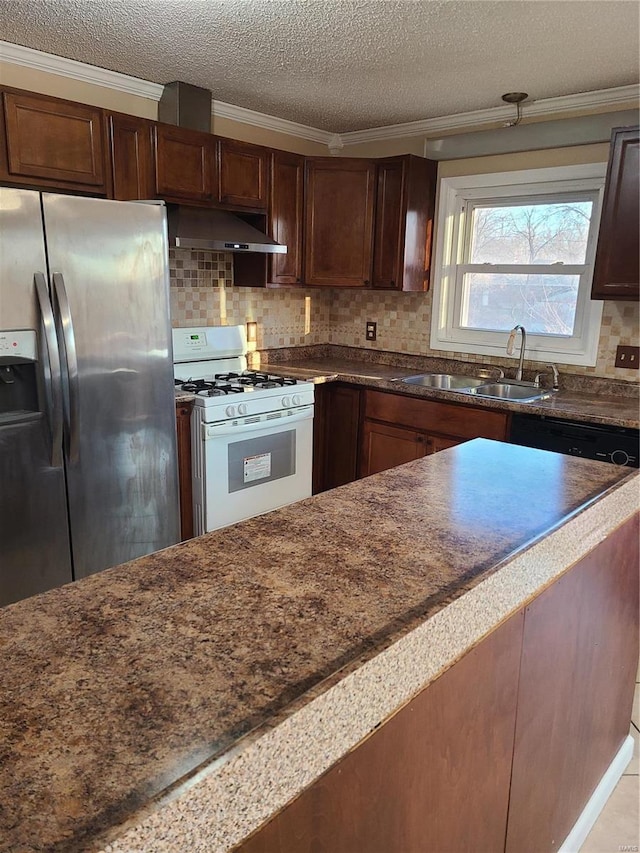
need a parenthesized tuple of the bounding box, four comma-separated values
(228, 430, 296, 492)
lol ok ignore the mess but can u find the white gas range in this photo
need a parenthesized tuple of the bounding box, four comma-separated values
(173, 326, 315, 534)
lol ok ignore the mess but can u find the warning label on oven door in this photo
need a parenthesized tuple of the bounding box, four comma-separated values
(243, 452, 272, 483)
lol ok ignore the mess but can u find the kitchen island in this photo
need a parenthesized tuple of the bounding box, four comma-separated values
(0, 440, 638, 852)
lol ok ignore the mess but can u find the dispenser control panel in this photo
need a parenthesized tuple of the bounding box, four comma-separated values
(0, 330, 37, 361)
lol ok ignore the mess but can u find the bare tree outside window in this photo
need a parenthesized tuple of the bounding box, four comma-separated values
(460, 201, 593, 335)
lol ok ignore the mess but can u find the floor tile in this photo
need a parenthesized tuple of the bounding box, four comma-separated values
(624, 724, 639, 776)
(581, 775, 639, 852)
(633, 683, 639, 730)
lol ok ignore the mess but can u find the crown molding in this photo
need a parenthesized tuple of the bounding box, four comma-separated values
(211, 100, 334, 145)
(337, 84, 640, 147)
(0, 41, 334, 145)
(0, 40, 163, 100)
(1, 41, 637, 150)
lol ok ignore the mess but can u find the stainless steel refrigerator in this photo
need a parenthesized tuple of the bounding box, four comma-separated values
(0, 188, 180, 606)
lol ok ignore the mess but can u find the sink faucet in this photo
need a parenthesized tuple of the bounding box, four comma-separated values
(507, 325, 527, 380)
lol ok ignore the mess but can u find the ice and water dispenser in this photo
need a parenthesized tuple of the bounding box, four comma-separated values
(0, 330, 41, 425)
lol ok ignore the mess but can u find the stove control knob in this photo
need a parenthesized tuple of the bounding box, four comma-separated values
(238, 403, 248, 416)
(281, 396, 291, 408)
(292, 394, 301, 406)
(225, 405, 236, 418)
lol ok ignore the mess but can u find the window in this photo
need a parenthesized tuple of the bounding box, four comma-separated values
(430, 165, 606, 366)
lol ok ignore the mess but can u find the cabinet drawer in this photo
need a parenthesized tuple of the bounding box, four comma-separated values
(364, 390, 508, 441)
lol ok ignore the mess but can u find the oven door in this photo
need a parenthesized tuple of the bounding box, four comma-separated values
(198, 406, 313, 532)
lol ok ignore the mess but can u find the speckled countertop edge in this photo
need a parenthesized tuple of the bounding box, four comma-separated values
(174, 350, 639, 428)
(102, 474, 640, 853)
(265, 360, 640, 429)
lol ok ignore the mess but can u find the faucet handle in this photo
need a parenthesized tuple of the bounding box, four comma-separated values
(534, 363, 560, 391)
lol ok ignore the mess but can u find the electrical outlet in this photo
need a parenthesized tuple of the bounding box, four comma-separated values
(614, 345, 640, 369)
(366, 321, 377, 341)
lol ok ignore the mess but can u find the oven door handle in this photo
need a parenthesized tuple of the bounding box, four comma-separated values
(203, 406, 314, 439)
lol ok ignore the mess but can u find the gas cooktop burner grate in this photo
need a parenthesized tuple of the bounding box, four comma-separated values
(177, 379, 214, 392)
(214, 371, 298, 388)
(197, 384, 243, 397)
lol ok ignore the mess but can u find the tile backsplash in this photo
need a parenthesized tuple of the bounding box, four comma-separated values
(169, 249, 639, 382)
(169, 249, 331, 351)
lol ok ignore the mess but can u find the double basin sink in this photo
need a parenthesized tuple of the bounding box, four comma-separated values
(401, 373, 556, 403)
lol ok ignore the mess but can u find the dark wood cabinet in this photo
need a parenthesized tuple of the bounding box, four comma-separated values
(304, 158, 376, 287)
(359, 390, 508, 478)
(591, 125, 639, 301)
(0, 86, 439, 294)
(361, 420, 427, 476)
(268, 150, 305, 286)
(107, 112, 154, 200)
(154, 122, 216, 203)
(313, 384, 361, 493)
(175, 400, 194, 541)
(218, 138, 269, 209)
(0, 88, 106, 192)
(372, 155, 437, 292)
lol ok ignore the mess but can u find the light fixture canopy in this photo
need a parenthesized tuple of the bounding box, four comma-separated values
(501, 92, 529, 105)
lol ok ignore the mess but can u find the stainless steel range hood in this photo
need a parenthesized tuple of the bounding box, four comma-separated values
(159, 81, 287, 255)
(166, 206, 287, 254)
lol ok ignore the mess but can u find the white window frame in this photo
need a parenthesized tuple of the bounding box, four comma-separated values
(430, 164, 607, 367)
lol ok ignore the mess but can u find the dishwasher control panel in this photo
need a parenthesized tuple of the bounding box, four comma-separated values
(509, 414, 639, 468)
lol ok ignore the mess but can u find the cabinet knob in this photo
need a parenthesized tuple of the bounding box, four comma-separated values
(364, 279, 370, 286)
(296, 277, 301, 283)
(390, 280, 395, 287)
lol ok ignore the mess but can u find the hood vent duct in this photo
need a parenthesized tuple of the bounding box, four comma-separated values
(158, 81, 212, 133)
(167, 206, 287, 254)
(159, 81, 287, 255)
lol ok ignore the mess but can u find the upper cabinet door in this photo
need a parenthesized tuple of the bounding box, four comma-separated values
(372, 155, 437, 292)
(304, 158, 376, 287)
(108, 113, 154, 200)
(218, 139, 269, 209)
(0, 89, 106, 192)
(591, 126, 639, 301)
(372, 159, 405, 289)
(154, 123, 216, 203)
(268, 150, 304, 286)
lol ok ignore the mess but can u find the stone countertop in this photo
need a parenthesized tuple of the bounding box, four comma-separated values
(0, 442, 637, 853)
(264, 357, 640, 429)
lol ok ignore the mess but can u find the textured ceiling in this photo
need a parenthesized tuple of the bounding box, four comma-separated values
(1, 0, 638, 133)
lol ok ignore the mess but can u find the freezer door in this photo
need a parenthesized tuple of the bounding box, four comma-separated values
(41, 194, 180, 578)
(0, 187, 73, 605)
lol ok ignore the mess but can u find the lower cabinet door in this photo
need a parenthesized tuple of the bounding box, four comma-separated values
(428, 434, 463, 454)
(360, 419, 427, 477)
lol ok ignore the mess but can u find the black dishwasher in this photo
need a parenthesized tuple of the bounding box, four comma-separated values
(509, 414, 639, 468)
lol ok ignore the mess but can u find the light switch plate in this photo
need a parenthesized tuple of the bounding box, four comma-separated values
(366, 321, 377, 341)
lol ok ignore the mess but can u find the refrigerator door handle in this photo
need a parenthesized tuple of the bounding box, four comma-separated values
(52, 272, 80, 464)
(34, 272, 64, 468)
